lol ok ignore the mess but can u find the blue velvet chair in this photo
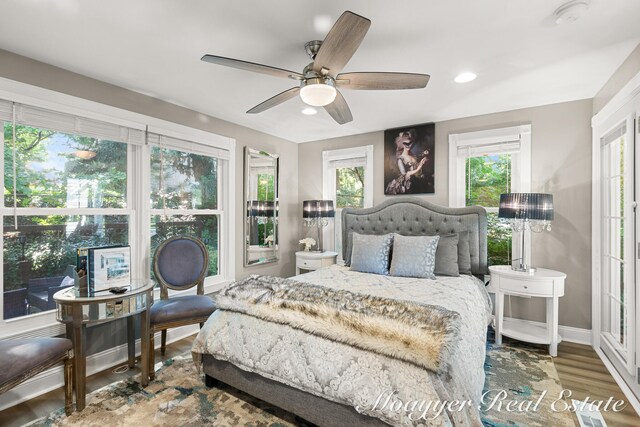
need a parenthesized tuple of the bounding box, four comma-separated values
(148, 236, 215, 380)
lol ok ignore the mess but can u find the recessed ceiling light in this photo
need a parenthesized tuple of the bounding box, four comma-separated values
(301, 107, 318, 115)
(313, 15, 333, 34)
(454, 72, 477, 83)
(554, 0, 590, 25)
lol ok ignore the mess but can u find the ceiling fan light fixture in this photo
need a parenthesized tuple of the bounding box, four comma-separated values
(300, 77, 337, 107)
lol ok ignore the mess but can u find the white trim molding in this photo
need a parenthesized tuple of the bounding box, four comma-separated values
(321, 145, 374, 255)
(595, 347, 640, 416)
(322, 145, 374, 208)
(448, 124, 532, 207)
(591, 67, 640, 410)
(448, 124, 532, 264)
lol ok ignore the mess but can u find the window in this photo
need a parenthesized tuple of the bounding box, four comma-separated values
(449, 125, 531, 266)
(149, 143, 219, 278)
(0, 88, 234, 337)
(322, 146, 373, 258)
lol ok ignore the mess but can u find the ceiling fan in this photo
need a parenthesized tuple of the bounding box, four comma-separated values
(201, 11, 430, 125)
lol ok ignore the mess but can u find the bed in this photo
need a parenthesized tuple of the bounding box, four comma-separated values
(192, 197, 491, 426)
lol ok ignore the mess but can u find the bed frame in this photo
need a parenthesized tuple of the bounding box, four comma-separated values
(202, 196, 487, 426)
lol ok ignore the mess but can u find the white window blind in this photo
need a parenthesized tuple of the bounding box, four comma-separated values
(0, 99, 145, 145)
(456, 140, 521, 157)
(147, 132, 230, 160)
(329, 156, 367, 169)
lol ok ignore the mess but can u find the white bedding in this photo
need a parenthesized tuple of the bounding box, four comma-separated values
(192, 265, 492, 426)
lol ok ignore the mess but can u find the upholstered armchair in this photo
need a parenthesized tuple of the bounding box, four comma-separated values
(0, 338, 74, 415)
(148, 236, 216, 380)
(3, 288, 28, 319)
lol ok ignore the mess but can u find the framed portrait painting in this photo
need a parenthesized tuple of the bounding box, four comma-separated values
(383, 123, 435, 195)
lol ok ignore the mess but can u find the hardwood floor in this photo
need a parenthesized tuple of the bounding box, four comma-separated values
(554, 341, 640, 427)
(1, 336, 638, 426)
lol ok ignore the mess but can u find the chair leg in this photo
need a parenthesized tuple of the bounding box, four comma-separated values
(160, 330, 167, 355)
(63, 354, 73, 416)
(149, 332, 155, 381)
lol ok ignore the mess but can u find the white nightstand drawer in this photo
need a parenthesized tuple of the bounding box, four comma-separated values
(500, 277, 553, 296)
(298, 258, 322, 269)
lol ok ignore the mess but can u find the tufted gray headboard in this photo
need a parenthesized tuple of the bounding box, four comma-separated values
(342, 197, 488, 275)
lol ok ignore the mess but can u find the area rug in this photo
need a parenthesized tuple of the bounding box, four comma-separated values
(482, 341, 576, 427)
(26, 345, 576, 426)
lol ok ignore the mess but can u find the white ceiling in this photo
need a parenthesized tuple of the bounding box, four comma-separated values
(1, 0, 639, 143)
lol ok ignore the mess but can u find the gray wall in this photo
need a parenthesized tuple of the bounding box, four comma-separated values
(593, 43, 640, 114)
(0, 49, 299, 352)
(299, 99, 593, 330)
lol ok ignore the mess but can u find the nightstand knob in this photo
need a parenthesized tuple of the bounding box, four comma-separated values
(524, 285, 528, 289)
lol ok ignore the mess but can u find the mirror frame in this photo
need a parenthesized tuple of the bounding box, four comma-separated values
(244, 147, 279, 267)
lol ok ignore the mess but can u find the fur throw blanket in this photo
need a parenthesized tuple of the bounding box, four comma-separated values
(213, 275, 462, 374)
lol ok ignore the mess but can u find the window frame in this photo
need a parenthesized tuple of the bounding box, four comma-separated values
(0, 78, 236, 339)
(448, 125, 531, 266)
(322, 145, 373, 258)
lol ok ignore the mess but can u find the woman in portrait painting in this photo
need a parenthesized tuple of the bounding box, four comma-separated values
(384, 127, 433, 195)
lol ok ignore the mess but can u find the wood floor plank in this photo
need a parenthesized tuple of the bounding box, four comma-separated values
(554, 342, 640, 427)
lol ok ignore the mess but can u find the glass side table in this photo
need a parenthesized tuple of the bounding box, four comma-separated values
(54, 282, 154, 411)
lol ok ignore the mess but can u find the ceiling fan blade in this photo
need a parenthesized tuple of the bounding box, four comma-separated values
(312, 11, 371, 76)
(323, 90, 353, 124)
(247, 87, 300, 114)
(201, 54, 303, 80)
(336, 72, 430, 90)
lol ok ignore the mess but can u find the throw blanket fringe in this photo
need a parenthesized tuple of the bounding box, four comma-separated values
(212, 275, 462, 374)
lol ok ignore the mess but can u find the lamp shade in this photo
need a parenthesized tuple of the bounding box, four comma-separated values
(498, 193, 554, 221)
(302, 200, 335, 218)
(247, 200, 275, 217)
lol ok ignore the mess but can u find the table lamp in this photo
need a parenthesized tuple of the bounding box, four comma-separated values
(302, 200, 334, 252)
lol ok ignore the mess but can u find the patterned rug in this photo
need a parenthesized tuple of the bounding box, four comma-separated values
(26, 344, 576, 426)
(482, 341, 576, 426)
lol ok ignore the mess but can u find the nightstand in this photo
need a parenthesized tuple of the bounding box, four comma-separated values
(488, 265, 566, 357)
(295, 251, 338, 275)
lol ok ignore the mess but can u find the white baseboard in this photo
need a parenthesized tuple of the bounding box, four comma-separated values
(594, 347, 640, 416)
(502, 316, 592, 345)
(0, 324, 199, 412)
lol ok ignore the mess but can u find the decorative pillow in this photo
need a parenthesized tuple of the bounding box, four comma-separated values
(434, 234, 460, 277)
(389, 234, 439, 279)
(457, 231, 472, 275)
(350, 233, 394, 275)
(60, 276, 75, 288)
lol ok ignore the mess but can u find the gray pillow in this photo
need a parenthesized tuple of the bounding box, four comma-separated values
(434, 234, 460, 277)
(350, 233, 394, 275)
(344, 230, 355, 266)
(389, 234, 439, 279)
(457, 231, 472, 275)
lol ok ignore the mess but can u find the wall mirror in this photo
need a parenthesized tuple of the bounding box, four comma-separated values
(244, 147, 279, 266)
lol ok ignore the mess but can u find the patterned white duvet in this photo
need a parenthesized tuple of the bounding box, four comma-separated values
(192, 265, 492, 426)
